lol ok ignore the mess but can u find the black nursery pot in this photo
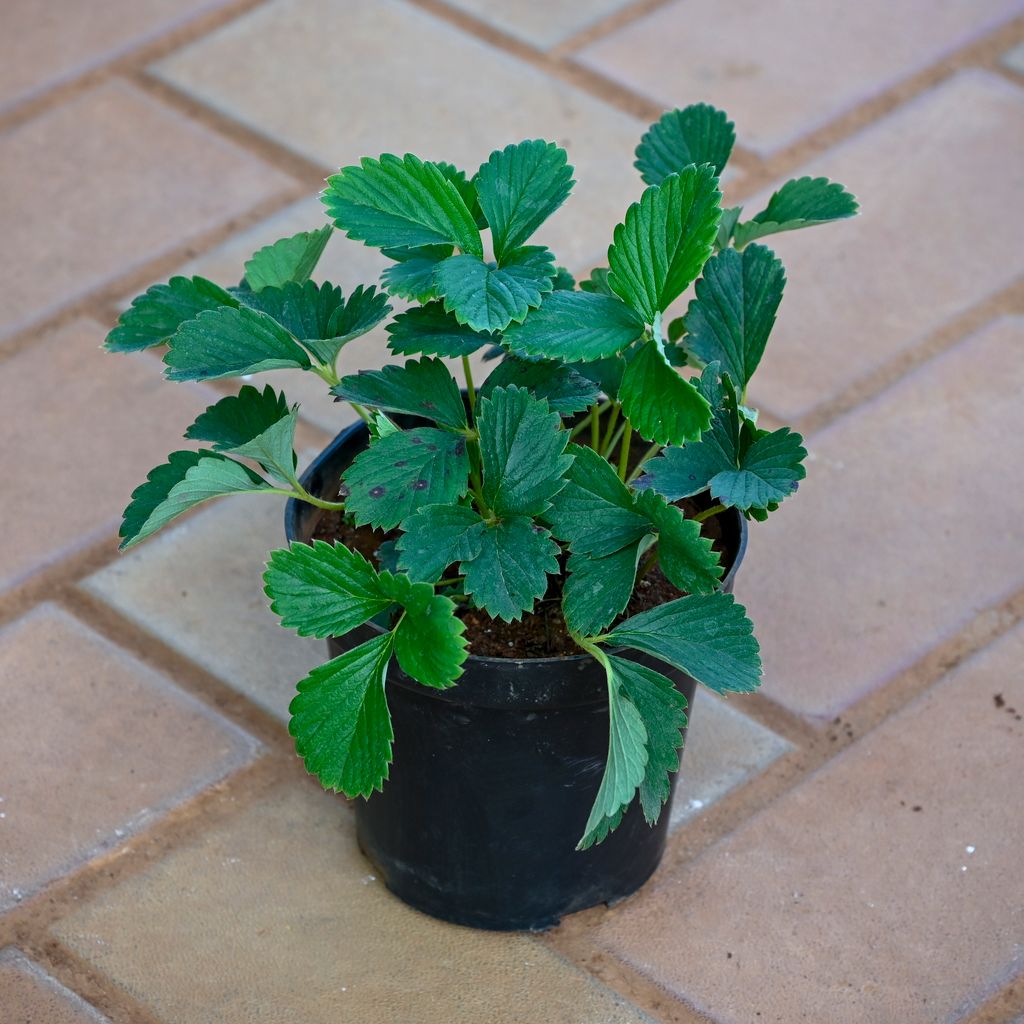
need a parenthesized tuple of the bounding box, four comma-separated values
(285, 421, 747, 931)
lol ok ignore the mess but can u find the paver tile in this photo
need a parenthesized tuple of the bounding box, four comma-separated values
(592, 623, 1024, 1024)
(442, 0, 634, 48)
(671, 694, 791, 829)
(83, 494, 325, 721)
(152, 0, 650, 269)
(1001, 40, 1024, 74)
(0, 948, 110, 1023)
(0, 605, 258, 911)
(0, 318, 218, 591)
(739, 317, 1024, 720)
(578, 0, 1021, 155)
(0, 81, 293, 340)
(54, 784, 654, 1024)
(0, 0, 232, 112)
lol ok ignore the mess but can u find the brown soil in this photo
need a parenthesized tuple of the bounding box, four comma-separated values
(311, 497, 733, 659)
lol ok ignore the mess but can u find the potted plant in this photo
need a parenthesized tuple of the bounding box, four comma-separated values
(107, 103, 856, 931)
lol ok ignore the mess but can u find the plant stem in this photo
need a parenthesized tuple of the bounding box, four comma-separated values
(693, 502, 726, 524)
(569, 400, 612, 441)
(590, 402, 600, 450)
(263, 486, 346, 511)
(636, 546, 659, 581)
(626, 442, 662, 483)
(435, 576, 465, 588)
(599, 403, 621, 455)
(602, 421, 626, 461)
(617, 421, 633, 481)
(462, 355, 476, 416)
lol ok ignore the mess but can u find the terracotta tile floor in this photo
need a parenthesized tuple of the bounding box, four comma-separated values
(1, 2, 1022, 1021)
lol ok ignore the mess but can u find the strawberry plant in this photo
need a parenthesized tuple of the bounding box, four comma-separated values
(108, 104, 856, 848)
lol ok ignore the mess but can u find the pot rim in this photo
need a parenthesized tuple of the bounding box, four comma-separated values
(286, 419, 748, 668)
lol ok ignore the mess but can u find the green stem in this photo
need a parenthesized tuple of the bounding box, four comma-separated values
(617, 421, 633, 481)
(636, 546, 659, 581)
(626, 442, 662, 483)
(263, 486, 346, 511)
(569, 400, 613, 441)
(602, 421, 626, 460)
(435, 576, 465, 588)
(462, 355, 476, 416)
(466, 437, 491, 518)
(599, 403, 621, 455)
(693, 502, 726, 524)
(590, 402, 601, 450)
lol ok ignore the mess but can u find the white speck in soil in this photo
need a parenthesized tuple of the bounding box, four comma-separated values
(965, 845, 975, 854)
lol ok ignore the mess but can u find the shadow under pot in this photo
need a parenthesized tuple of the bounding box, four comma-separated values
(285, 420, 748, 932)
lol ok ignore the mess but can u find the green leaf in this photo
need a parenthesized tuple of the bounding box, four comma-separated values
(164, 305, 311, 382)
(732, 176, 858, 248)
(475, 140, 574, 262)
(578, 652, 648, 850)
(502, 290, 644, 363)
(635, 491, 722, 594)
(106, 276, 238, 353)
(392, 592, 468, 688)
(479, 356, 599, 415)
(333, 358, 467, 430)
(618, 338, 711, 445)
(683, 244, 785, 391)
(343, 428, 470, 530)
(289, 632, 395, 796)
(635, 104, 735, 185)
(716, 205, 743, 249)
(463, 517, 559, 621)
(396, 504, 486, 582)
(435, 162, 486, 228)
(434, 247, 555, 333)
(223, 406, 299, 486)
(380, 244, 452, 303)
(579, 267, 614, 296)
(120, 452, 270, 549)
(477, 385, 572, 518)
(552, 266, 576, 290)
(386, 303, 491, 358)
(606, 593, 761, 695)
(322, 153, 482, 257)
(578, 355, 626, 398)
(184, 384, 289, 450)
(243, 226, 333, 291)
(562, 543, 643, 637)
(263, 540, 392, 638)
(608, 165, 722, 322)
(610, 655, 688, 823)
(708, 427, 807, 509)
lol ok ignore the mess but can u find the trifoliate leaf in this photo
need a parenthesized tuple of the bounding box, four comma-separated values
(289, 632, 395, 796)
(475, 140, 574, 262)
(164, 305, 312, 381)
(434, 246, 555, 333)
(608, 165, 722, 322)
(106, 276, 238, 353)
(333, 358, 467, 430)
(396, 504, 486, 582)
(732, 176, 858, 248)
(578, 651, 648, 850)
(635, 104, 735, 185)
(243, 226, 333, 291)
(683, 245, 785, 391)
(501, 290, 645, 363)
(385, 303, 491, 358)
(343, 428, 470, 530)
(120, 452, 270, 549)
(392, 592, 468, 688)
(479, 356, 599, 415)
(462, 517, 559, 621)
(322, 153, 482, 257)
(263, 540, 393, 638)
(380, 244, 452, 303)
(708, 427, 807, 509)
(184, 384, 290, 451)
(477, 385, 572, 518)
(562, 543, 643, 637)
(618, 338, 711, 445)
(223, 405, 299, 486)
(634, 491, 722, 594)
(610, 655, 688, 823)
(606, 593, 761, 694)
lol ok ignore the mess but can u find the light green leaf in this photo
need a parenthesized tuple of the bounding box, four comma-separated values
(618, 338, 711, 445)
(392, 592, 468, 688)
(716, 205, 743, 249)
(475, 140, 574, 261)
(396, 504, 486, 582)
(380, 244, 452, 303)
(164, 305, 311, 381)
(386, 303, 491, 358)
(184, 384, 290, 451)
(322, 153, 482, 257)
(478, 356, 600, 415)
(606, 593, 761, 695)
(120, 453, 271, 549)
(733, 176, 858, 248)
(683, 244, 785, 390)
(343, 427, 470, 530)
(263, 540, 392, 638)
(608, 165, 722, 322)
(635, 104, 735, 185)
(289, 632, 395, 796)
(434, 246, 555, 333)
(463, 517, 559, 621)
(610, 655, 688, 823)
(562, 543, 643, 637)
(106, 276, 238, 353)
(333, 358, 467, 430)
(243, 226, 333, 291)
(635, 491, 722, 594)
(477, 385, 572, 518)
(224, 406, 299, 486)
(501, 290, 645, 363)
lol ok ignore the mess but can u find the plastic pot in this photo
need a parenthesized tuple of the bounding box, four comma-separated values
(285, 421, 747, 931)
